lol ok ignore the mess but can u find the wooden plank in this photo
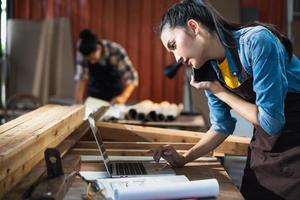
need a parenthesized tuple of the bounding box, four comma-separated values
(97, 122, 202, 142)
(97, 122, 250, 156)
(0, 117, 82, 197)
(76, 141, 196, 150)
(3, 161, 45, 200)
(213, 141, 250, 156)
(52, 18, 76, 99)
(0, 105, 68, 150)
(0, 104, 58, 134)
(97, 122, 250, 143)
(0, 105, 81, 153)
(32, 19, 47, 98)
(41, 21, 53, 103)
(2, 120, 89, 200)
(31, 155, 81, 200)
(0, 105, 84, 182)
(1, 106, 108, 199)
(0, 105, 85, 195)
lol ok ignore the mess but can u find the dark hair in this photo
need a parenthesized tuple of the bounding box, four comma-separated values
(79, 29, 99, 56)
(160, 0, 293, 60)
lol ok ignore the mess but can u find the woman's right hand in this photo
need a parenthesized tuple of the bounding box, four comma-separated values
(152, 145, 187, 168)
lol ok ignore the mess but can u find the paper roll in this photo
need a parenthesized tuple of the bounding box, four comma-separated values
(114, 178, 219, 200)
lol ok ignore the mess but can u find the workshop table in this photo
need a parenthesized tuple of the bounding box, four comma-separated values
(64, 158, 244, 200)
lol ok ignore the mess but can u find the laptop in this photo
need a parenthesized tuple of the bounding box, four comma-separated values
(87, 115, 175, 178)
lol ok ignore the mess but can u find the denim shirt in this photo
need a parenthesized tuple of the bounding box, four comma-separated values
(206, 26, 300, 136)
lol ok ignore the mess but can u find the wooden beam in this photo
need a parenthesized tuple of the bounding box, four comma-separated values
(75, 141, 196, 150)
(0, 104, 60, 135)
(97, 121, 202, 142)
(2, 120, 89, 200)
(71, 140, 212, 157)
(97, 122, 250, 156)
(213, 141, 250, 156)
(1, 106, 108, 199)
(0, 105, 85, 196)
(0, 105, 84, 181)
(0, 105, 67, 151)
(71, 148, 154, 156)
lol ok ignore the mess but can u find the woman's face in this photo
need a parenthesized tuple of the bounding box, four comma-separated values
(160, 25, 208, 69)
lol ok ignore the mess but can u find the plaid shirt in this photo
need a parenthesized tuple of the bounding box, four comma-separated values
(74, 40, 138, 86)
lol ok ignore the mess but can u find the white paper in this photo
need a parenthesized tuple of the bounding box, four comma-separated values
(97, 175, 189, 200)
(84, 97, 110, 118)
(102, 105, 129, 120)
(79, 171, 110, 181)
(114, 178, 219, 200)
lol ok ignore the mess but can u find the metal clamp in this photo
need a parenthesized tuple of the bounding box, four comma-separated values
(44, 148, 64, 178)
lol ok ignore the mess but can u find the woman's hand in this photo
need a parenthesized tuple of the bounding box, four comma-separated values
(190, 75, 260, 127)
(190, 75, 225, 94)
(152, 145, 186, 168)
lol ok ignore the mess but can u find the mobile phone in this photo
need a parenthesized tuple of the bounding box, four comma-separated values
(193, 61, 216, 82)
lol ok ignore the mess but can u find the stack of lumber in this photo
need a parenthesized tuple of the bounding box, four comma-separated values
(73, 121, 250, 158)
(0, 104, 85, 197)
(95, 122, 251, 157)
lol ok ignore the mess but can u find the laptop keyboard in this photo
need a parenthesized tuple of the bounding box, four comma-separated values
(115, 162, 147, 175)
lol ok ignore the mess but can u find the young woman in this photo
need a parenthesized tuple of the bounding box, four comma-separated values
(74, 29, 138, 104)
(153, 0, 300, 199)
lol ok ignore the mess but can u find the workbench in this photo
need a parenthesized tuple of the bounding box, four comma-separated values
(1, 105, 248, 199)
(64, 157, 244, 199)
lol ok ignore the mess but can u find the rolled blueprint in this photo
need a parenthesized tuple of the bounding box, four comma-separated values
(114, 178, 219, 200)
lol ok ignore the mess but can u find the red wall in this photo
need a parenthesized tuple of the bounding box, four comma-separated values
(241, 0, 287, 33)
(12, 0, 183, 103)
(12, 0, 287, 103)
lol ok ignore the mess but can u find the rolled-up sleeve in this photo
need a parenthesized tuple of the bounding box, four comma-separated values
(117, 47, 139, 86)
(249, 29, 288, 136)
(108, 42, 138, 86)
(205, 90, 237, 135)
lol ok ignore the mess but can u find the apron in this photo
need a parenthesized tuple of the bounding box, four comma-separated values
(87, 58, 123, 102)
(221, 35, 300, 200)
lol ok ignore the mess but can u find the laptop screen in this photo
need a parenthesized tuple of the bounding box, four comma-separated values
(87, 115, 112, 176)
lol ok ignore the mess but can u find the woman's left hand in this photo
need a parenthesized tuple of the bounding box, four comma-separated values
(190, 75, 225, 94)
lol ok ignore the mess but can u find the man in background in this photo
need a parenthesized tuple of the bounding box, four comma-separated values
(74, 29, 138, 104)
